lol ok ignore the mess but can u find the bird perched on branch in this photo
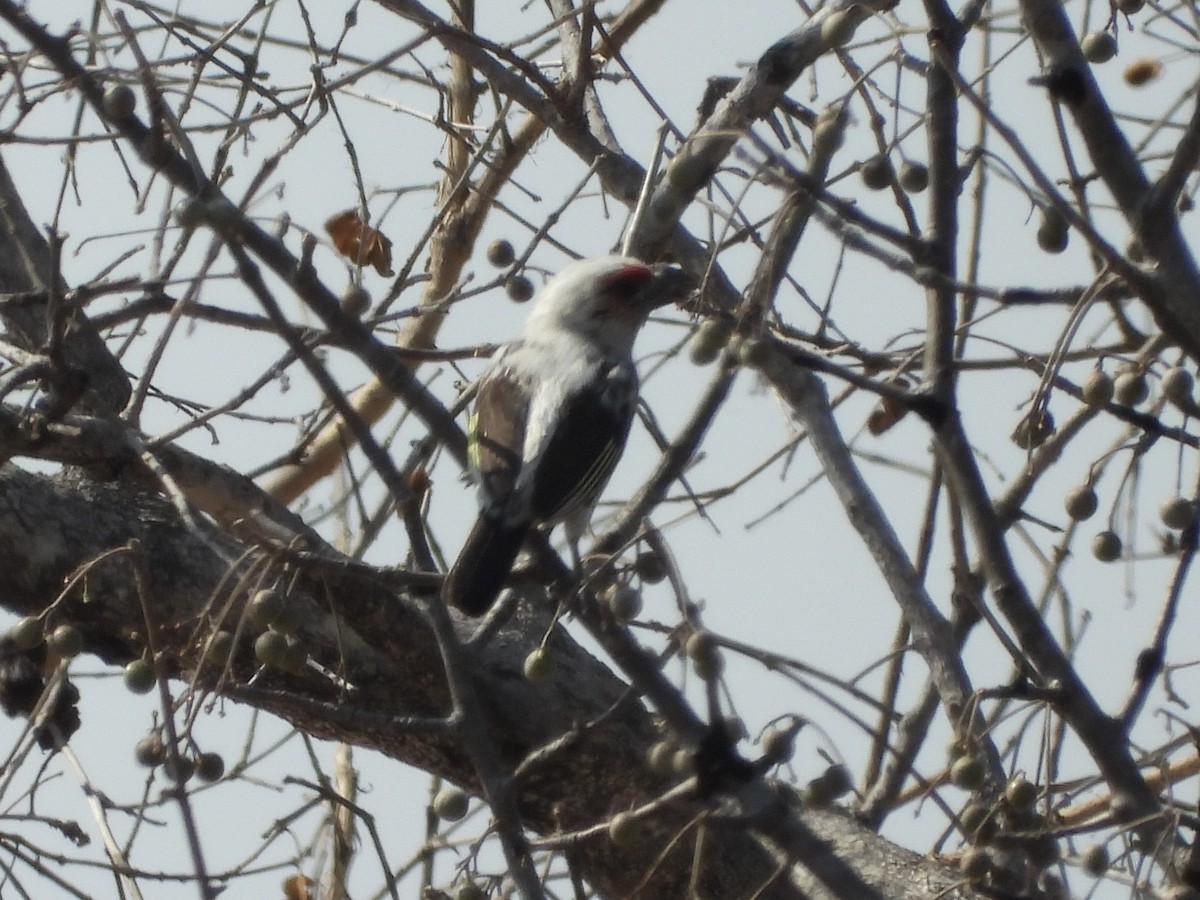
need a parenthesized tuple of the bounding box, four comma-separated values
(444, 255, 691, 616)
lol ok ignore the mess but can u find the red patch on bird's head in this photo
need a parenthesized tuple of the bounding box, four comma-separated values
(599, 264, 654, 309)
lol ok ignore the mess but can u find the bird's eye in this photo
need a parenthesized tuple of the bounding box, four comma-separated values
(602, 265, 653, 300)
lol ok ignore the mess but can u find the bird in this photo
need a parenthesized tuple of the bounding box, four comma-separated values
(443, 255, 690, 616)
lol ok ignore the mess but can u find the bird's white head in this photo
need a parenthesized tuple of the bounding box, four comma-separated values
(522, 255, 688, 354)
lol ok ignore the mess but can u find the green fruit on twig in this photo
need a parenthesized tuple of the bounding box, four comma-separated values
(523, 647, 553, 682)
(254, 630, 288, 667)
(1092, 530, 1122, 562)
(340, 285, 371, 317)
(486, 239, 516, 267)
(1064, 485, 1099, 521)
(950, 753, 985, 790)
(1160, 496, 1195, 531)
(102, 84, 137, 120)
(505, 274, 534, 303)
(898, 160, 929, 193)
(433, 788, 469, 822)
(604, 585, 644, 622)
(196, 751, 226, 782)
(1113, 370, 1149, 407)
(860, 155, 893, 191)
(1082, 369, 1114, 407)
(1005, 776, 1038, 811)
(249, 588, 285, 628)
(9, 616, 43, 651)
(1081, 842, 1110, 876)
(1081, 32, 1117, 64)
(686, 630, 723, 680)
(1161, 366, 1194, 407)
(135, 733, 165, 767)
(1036, 207, 1069, 253)
(48, 624, 83, 659)
(123, 658, 156, 694)
(607, 811, 639, 847)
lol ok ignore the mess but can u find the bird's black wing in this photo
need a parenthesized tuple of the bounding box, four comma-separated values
(529, 360, 637, 523)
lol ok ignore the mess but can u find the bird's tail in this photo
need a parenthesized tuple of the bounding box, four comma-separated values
(443, 515, 530, 616)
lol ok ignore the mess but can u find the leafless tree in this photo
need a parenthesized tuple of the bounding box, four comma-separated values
(0, 1, 1198, 898)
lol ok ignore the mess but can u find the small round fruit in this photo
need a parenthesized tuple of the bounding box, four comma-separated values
(505, 274, 535, 303)
(47, 624, 83, 659)
(174, 198, 205, 229)
(340, 285, 371, 317)
(671, 747, 696, 776)
(1082, 369, 1114, 406)
(278, 634, 308, 674)
(604, 584, 643, 622)
(9, 616, 44, 651)
(254, 630, 288, 667)
(454, 883, 487, 900)
(1092, 530, 1122, 562)
(163, 753, 195, 784)
(687, 319, 731, 365)
(762, 727, 796, 764)
(486, 239, 515, 268)
(1113, 370, 1149, 406)
(647, 739, 677, 775)
(949, 753, 986, 790)
(1081, 31, 1117, 64)
(1011, 410, 1054, 449)
(633, 550, 667, 584)
(1081, 842, 1110, 876)
(1161, 366, 1194, 406)
(804, 764, 852, 806)
(1026, 832, 1062, 871)
(898, 160, 929, 193)
(686, 630, 723, 680)
(812, 105, 847, 155)
(433, 788, 469, 822)
(134, 733, 165, 767)
(196, 751, 225, 782)
(1004, 776, 1038, 811)
(960, 847, 991, 881)
(1159, 496, 1195, 531)
(959, 802, 988, 836)
(102, 84, 137, 120)
(607, 811, 639, 847)
(1064, 485, 1099, 521)
(523, 647, 553, 683)
(860, 155, 893, 191)
(248, 588, 285, 628)
(1036, 207, 1069, 253)
(123, 658, 156, 694)
(206, 630, 235, 667)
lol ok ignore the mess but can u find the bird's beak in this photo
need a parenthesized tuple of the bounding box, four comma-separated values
(641, 264, 696, 311)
